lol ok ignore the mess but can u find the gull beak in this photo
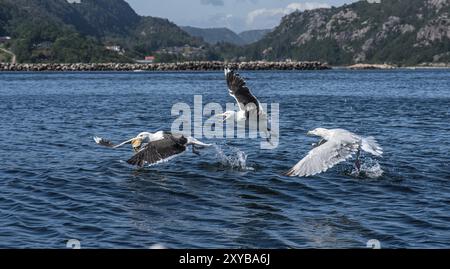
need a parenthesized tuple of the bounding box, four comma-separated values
(131, 138, 143, 152)
(307, 131, 314, 136)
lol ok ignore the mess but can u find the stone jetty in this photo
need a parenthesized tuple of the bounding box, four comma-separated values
(0, 61, 330, 72)
(347, 63, 396, 70)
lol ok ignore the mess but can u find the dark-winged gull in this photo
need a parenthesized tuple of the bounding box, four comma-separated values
(285, 128, 383, 177)
(217, 68, 265, 122)
(94, 131, 211, 167)
(218, 68, 275, 144)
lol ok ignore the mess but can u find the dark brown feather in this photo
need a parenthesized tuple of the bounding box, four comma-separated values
(127, 134, 188, 167)
(96, 138, 115, 148)
(226, 69, 261, 113)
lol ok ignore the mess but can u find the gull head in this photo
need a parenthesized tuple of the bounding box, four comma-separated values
(136, 132, 153, 139)
(307, 128, 330, 137)
(132, 132, 152, 152)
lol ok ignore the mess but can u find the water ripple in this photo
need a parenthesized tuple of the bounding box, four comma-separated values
(0, 70, 449, 248)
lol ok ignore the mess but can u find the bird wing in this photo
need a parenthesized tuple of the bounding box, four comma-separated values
(94, 136, 124, 148)
(286, 140, 360, 177)
(225, 68, 261, 113)
(361, 136, 383, 156)
(127, 135, 187, 167)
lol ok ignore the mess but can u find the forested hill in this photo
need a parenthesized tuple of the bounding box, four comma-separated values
(243, 0, 450, 65)
(0, 0, 449, 65)
(0, 0, 205, 63)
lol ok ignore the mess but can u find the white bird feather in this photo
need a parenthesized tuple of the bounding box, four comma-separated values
(286, 128, 383, 177)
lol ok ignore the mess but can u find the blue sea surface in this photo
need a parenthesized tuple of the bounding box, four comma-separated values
(0, 69, 449, 248)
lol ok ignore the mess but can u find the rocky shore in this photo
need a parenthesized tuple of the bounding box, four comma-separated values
(0, 61, 330, 72)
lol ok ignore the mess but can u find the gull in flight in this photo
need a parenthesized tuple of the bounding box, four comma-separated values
(218, 68, 274, 143)
(94, 131, 211, 167)
(285, 128, 383, 177)
(218, 68, 264, 122)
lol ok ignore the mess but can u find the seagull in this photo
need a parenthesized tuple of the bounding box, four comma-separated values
(93, 131, 212, 167)
(285, 128, 383, 177)
(218, 68, 265, 122)
(218, 68, 274, 142)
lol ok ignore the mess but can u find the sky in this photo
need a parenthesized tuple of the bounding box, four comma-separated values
(125, 0, 358, 33)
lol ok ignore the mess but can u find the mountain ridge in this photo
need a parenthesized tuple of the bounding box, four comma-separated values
(181, 26, 270, 45)
(243, 0, 450, 65)
(0, 0, 449, 65)
(239, 29, 272, 45)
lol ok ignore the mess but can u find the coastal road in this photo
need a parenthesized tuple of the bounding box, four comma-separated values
(0, 48, 16, 64)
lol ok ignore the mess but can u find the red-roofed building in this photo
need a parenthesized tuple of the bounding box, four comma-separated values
(144, 56, 155, 62)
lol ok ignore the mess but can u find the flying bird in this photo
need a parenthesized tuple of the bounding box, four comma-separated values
(218, 68, 274, 143)
(94, 131, 211, 167)
(285, 128, 383, 177)
(217, 68, 265, 122)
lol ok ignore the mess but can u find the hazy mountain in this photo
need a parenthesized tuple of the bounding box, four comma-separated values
(182, 26, 270, 45)
(182, 26, 245, 45)
(238, 29, 271, 44)
(245, 0, 450, 65)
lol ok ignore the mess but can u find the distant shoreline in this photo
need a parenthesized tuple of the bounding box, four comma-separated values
(0, 61, 330, 72)
(1, 62, 448, 72)
(344, 63, 450, 70)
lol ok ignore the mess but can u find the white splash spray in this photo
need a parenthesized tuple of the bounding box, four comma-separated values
(352, 158, 384, 179)
(213, 145, 253, 171)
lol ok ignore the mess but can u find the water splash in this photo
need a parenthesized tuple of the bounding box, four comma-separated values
(351, 158, 384, 179)
(213, 144, 253, 171)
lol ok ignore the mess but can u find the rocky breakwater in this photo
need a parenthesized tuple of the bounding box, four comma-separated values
(347, 63, 397, 70)
(0, 61, 330, 72)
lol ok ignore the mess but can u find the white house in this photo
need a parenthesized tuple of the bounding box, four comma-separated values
(0, 36, 11, 43)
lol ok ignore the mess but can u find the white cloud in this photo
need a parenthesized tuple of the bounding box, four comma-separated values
(286, 2, 331, 11)
(246, 2, 330, 29)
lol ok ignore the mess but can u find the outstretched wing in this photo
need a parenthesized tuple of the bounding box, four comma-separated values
(286, 141, 360, 177)
(127, 136, 187, 167)
(225, 68, 261, 113)
(94, 136, 118, 148)
(361, 136, 383, 156)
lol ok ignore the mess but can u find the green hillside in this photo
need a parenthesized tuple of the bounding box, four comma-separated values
(0, 0, 206, 63)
